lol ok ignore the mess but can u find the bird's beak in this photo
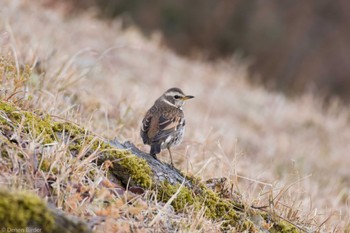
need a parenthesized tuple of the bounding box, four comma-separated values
(181, 95, 195, 100)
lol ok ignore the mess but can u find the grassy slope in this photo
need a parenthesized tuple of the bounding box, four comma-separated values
(1, 0, 350, 231)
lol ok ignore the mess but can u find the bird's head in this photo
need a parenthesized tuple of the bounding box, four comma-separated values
(161, 87, 194, 108)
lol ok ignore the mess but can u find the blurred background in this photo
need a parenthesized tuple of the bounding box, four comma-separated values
(44, 0, 350, 103)
(2, 0, 350, 230)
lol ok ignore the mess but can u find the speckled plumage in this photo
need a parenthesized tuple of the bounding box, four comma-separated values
(140, 88, 194, 167)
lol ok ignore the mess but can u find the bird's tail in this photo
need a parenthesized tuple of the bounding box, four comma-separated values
(150, 143, 161, 159)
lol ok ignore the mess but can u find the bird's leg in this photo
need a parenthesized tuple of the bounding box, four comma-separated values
(167, 147, 174, 167)
(151, 153, 158, 160)
(150, 144, 161, 160)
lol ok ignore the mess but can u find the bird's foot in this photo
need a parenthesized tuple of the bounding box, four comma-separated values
(150, 153, 158, 160)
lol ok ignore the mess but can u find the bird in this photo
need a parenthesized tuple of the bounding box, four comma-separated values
(140, 87, 194, 167)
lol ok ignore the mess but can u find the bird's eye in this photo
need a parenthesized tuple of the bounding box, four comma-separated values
(174, 95, 180, 99)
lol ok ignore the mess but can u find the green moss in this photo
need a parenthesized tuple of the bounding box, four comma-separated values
(269, 220, 299, 233)
(0, 100, 153, 190)
(97, 142, 153, 188)
(259, 212, 299, 233)
(39, 157, 60, 174)
(157, 180, 247, 230)
(242, 219, 255, 231)
(40, 158, 51, 172)
(0, 101, 18, 115)
(0, 100, 90, 146)
(52, 121, 87, 138)
(23, 111, 54, 144)
(0, 101, 53, 144)
(1, 150, 9, 159)
(197, 186, 241, 229)
(158, 182, 195, 211)
(0, 190, 54, 232)
(118, 153, 153, 187)
(157, 179, 300, 232)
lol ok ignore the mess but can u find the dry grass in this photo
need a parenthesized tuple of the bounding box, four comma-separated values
(1, 0, 350, 232)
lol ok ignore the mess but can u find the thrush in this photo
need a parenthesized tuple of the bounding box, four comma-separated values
(140, 87, 194, 167)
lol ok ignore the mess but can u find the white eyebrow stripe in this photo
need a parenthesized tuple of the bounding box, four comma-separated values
(161, 97, 177, 107)
(165, 91, 184, 97)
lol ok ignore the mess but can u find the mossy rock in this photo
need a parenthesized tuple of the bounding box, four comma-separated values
(0, 190, 54, 231)
(0, 99, 153, 186)
(157, 177, 300, 232)
(0, 99, 300, 232)
(0, 190, 91, 233)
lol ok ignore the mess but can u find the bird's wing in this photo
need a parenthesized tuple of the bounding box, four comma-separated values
(152, 114, 183, 143)
(140, 113, 152, 144)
